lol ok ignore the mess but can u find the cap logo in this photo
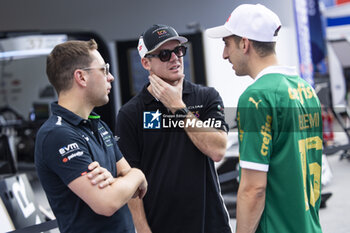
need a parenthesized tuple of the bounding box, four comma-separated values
(138, 44, 142, 51)
(226, 14, 232, 23)
(274, 25, 281, 37)
(157, 30, 167, 36)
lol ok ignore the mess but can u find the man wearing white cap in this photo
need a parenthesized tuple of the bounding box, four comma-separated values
(207, 4, 323, 233)
(116, 24, 231, 233)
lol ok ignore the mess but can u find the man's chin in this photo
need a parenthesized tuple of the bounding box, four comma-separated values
(162, 75, 184, 85)
(96, 98, 109, 107)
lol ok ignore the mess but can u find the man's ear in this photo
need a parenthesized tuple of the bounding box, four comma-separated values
(241, 37, 250, 54)
(74, 69, 87, 87)
(141, 57, 151, 71)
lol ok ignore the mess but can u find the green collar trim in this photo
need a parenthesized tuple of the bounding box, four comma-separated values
(88, 115, 100, 119)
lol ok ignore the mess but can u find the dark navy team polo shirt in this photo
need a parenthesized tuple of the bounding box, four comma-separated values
(34, 102, 134, 233)
(116, 80, 232, 233)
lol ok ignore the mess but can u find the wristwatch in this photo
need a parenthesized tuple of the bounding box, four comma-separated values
(174, 107, 189, 120)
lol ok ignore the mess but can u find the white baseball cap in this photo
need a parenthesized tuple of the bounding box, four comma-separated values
(206, 4, 281, 42)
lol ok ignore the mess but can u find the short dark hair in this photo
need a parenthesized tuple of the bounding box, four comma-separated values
(46, 39, 98, 94)
(231, 35, 276, 57)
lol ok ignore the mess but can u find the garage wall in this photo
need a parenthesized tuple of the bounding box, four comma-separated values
(0, 0, 295, 41)
(0, 0, 299, 118)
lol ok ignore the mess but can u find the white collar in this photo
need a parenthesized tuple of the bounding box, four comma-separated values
(254, 66, 298, 82)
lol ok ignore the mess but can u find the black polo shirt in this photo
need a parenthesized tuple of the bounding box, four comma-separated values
(34, 102, 134, 233)
(116, 80, 231, 233)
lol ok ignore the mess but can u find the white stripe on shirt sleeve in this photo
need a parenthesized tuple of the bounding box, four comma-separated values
(240, 160, 269, 172)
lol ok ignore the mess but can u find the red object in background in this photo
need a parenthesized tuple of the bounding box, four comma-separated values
(322, 107, 334, 143)
(336, 0, 350, 5)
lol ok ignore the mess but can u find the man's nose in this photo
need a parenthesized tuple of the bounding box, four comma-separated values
(107, 73, 115, 82)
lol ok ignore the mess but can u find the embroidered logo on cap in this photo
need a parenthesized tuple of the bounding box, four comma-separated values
(157, 30, 167, 36)
(274, 25, 281, 37)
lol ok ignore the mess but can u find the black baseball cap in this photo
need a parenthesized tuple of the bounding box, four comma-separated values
(138, 24, 188, 58)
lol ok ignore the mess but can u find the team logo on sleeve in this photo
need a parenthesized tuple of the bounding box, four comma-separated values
(59, 142, 80, 156)
(62, 151, 84, 163)
(237, 112, 244, 142)
(59, 142, 84, 163)
(248, 97, 262, 109)
(217, 105, 225, 117)
(260, 115, 272, 156)
(217, 104, 224, 112)
(143, 110, 161, 129)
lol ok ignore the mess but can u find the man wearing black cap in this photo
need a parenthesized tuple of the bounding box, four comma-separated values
(116, 24, 232, 233)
